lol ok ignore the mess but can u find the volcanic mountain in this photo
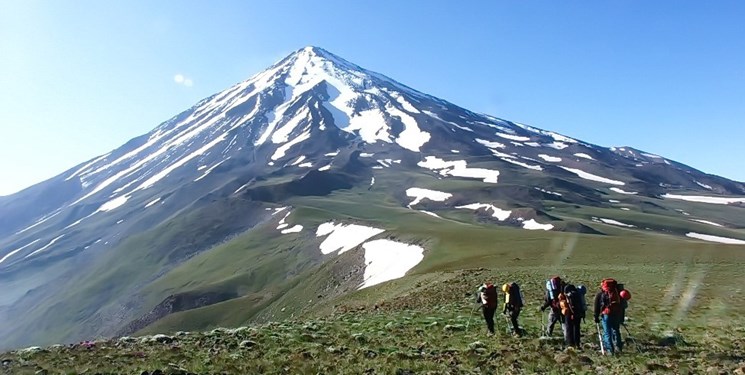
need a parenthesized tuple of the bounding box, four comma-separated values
(1, 46, 743, 350)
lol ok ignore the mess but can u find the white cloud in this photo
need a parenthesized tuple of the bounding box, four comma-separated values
(173, 73, 193, 87)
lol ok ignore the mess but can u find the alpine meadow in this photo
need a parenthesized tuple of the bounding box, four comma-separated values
(1, 45, 744, 375)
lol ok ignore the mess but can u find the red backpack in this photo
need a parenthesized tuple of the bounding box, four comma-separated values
(482, 283, 498, 308)
(601, 278, 622, 315)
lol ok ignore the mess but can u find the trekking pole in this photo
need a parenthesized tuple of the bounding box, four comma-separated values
(503, 313, 511, 334)
(465, 304, 480, 331)
(596, 323, 606, 355)
(621, 323, 642, 353)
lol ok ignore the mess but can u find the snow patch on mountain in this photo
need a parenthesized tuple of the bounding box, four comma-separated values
(690, 219, 723, 227)
(695, 181, 713, 190)
(276, 211, 292, 230)
(281, 225, 303, 234)
(418, 210, 442, 219)
(522, 219, 553, 230)
(535, 187, 562, 196)
(98, 196, 129, 212)
(574, 153, 594, 160)
(662, 194, 745, 205)
(194, 158, 228, 182)
(271, 109, 309, 144)
(24, 234, 65, 259)
(546, 142, 569, 150)
(406, 187, 452, 207)
(0, 239, 41, 265)
(559, 167, 625, 185)
(596, 218, 635, 228)
(418, 156, 499, 183)
(610, 187, 638, 195)
(538, 154, 561, 162)
(456, 203, 511, 221)
(315, 222, 385, 255)
(359, 239, 424, 289)
(272, 130, 312, 161)
(15, 211, 62, 235)
(501, 158, 543, 171)
(496, 133, 530, 142)
(475, 138, 506, 149)
(388, 105, 430, 151)
(686, 232, 745, 245)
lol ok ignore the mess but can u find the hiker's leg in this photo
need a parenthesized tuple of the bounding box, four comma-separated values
(483, 306, 495, 333)
(510, 310, 520, 334)
(601, 315, 614, 353)
(612, 318, 623, 351)
(574, 319, 582, 347)
(548, 310, 557, 335)
(562, 315, 571, 345)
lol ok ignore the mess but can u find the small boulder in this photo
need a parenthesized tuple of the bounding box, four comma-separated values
(444, 324, 466, 332)
(468, 341, 485, 351)
(554, 353, 571, 364)
(151, 334, 174, 344)
(239, 340, 257, 348)
(578, 355, 593, 365)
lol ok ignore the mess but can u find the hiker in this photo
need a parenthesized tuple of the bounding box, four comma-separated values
(502, 282, 524, 336)
(539, 276, 565, 336)
(594, 278, 631, 355)
(559, 283, 585, 347)
(475, 283, 499, 334)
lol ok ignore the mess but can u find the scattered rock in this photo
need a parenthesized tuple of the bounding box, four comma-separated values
(468, 341, 485, 350)
(646, 362, 667, 371)
(151, 334, 174, 344)
(554, 353, 571, 364)
(352, 333, 366, 343)
(1, 359, 11, 367)
(578, 355, 593, 365)
(18, 346, 44, 355)
(35, 370, 48, 375)
(733, 366, 745, 375)
(444, 324, 466, 332)
(365, 350, 378, 358)
(239, 340, 257, 348)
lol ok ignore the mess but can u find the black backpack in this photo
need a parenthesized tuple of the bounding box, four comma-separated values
(563, 284, 585, 319)
(507, 282, 524, 307)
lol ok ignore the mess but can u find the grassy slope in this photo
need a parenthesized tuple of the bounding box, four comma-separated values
(3, 167, 745, 373)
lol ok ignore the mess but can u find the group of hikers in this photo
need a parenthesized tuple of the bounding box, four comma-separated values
(475, 276, 632, 355)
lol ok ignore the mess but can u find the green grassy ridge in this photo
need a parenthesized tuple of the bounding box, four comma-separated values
(132, 184, 745, 338)
(4, 305, 744, 374)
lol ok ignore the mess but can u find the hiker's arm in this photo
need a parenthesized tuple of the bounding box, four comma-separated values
(593, 292, 602, 322)
(540, 294, 551, 310)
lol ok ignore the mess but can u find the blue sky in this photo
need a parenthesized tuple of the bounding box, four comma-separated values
(1, 1, 744, 195)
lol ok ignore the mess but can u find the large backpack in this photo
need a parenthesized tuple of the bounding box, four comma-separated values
(481, 283, 498, 308)
(546, 277, 562, 308)
(600, 278, 622, 316)
(504, 282, 524, 308)
(577, 285, 588, 314)
(560, 284, 585, 319)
